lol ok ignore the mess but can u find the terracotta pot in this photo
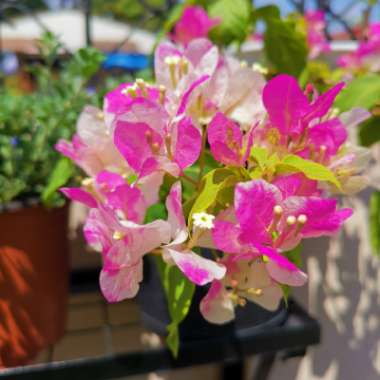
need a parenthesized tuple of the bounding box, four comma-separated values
(0, 203, 69, 368)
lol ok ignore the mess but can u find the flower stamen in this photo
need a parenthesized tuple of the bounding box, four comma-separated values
(268, 204, 283, 234)
(159, 85, 166, 104)
(135, 78, 148, 97)
(165, 134, 173, 160)
(164, 55, 180, 87)
(151, 142, 160, 154)
(247, 287, 263, 296)
(286, 215, 297, 226)
(113, 231, 124, 240)
(122, 84, 138, 98)
(180, 57, 189, 76)
(238, 297, 247, 307)
(295, 214, 307, 235)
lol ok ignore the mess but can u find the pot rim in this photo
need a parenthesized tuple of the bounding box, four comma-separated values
(0, 197, 42, 213)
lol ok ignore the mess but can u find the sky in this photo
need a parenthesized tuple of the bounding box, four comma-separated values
(255, 0, 380, 30)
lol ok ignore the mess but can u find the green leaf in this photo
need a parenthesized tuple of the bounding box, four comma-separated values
(264, 18, 308, 77)
(0, 176, 26, 204)
(208, 0, 252, 45)
(250, 146, 269, 169)
(144, 203, 167, 223)
(250, 147, 280, 179)
(284, 243, 303, 268)
(166, 323, 180, 357)
(38, 32, 62, 66)
(280, 244, 303, 305)
(127, 173, 138, 184)
(277, 154, 341, 189)
(370, 191, 380, 257)
(188, 168, 237, 226)
(41, 157, 74, 207)
(251, 4, 280, 23)
(280, 284, 290, 307)
(155, 256, 195, 357)
(67, 47, 105, 79)
(359, 116, 380, 147)
(155, 2, 186, 45)
(335, 74, 380, 112)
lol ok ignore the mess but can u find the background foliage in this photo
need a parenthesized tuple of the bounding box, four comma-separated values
(0, 33, 105, 205)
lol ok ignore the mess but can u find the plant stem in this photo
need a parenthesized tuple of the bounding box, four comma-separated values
(151, 248, 163, 255)
(182, 173, 198, 187)
(197, 124, 208, 185)
(187, 228, 205, 250)
(211, 249, 220, 260)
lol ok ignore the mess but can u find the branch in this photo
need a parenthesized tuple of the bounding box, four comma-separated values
(139, 0, 167, 18)
(287, 0, 304, 12)
(319, 0, 357, 40)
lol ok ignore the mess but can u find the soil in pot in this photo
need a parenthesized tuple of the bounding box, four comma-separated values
(0, 203, 70, 368)
(137, 255, 288, 342)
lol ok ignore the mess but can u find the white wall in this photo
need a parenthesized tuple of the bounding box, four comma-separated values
(270, 187, 380, 380)
(238, 43, 380, 380)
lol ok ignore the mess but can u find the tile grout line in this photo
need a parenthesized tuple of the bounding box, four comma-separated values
(101, 299, 114, 355)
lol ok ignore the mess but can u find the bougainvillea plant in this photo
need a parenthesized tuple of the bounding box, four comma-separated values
(304, 10, 330, 59)
(338, 22, 380, 73)
(57, 35, 370, 354)
(332, 22, 380, 256)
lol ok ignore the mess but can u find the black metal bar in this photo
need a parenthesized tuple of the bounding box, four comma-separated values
(70, 268, 100, 293)
(222, 360, 244, 380)
(252, 353, 276, 380)
(0, 300, 320, 380)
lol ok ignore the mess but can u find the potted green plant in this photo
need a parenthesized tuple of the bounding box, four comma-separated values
(0, 32, 105, 367)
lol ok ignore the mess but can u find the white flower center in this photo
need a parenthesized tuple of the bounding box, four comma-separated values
(192, 212, 215, 229)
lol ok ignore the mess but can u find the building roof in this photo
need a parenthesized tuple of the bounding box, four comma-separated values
(0, 10, 155, 54)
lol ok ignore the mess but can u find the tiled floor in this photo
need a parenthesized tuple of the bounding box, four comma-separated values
(29, 206, 222, 379)
(32, 291, 220, 380)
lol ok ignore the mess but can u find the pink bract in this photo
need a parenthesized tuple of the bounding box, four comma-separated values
(305, 11, 330, 59)
(212, 179, 352, 286)
(172, 6, 220, 46)
(200, 281, 235, 324)
(94, 208, 171, 303)
(56, 106, 127, 176)
(207, 112, 253, 166)
(338, 22, 380, 71)
(114, 112, 201, 178)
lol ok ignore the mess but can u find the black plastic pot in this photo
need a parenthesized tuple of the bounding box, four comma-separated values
(137, 255, 288, 342)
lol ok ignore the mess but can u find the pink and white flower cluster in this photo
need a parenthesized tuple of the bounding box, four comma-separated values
(57, 37, 369, 324)
(338, 23, 380, 72)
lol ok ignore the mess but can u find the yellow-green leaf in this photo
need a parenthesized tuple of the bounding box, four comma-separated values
(277, 154, 341, 189)
(155, 256, 195, 357)
(42, 157, 74, 207)
(250, 146, 269, 169)
(188, 168, 237, 227)
(370, 191, 380, 257)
